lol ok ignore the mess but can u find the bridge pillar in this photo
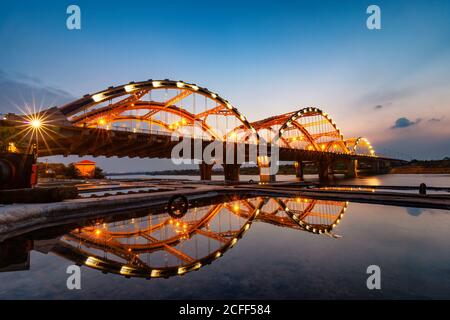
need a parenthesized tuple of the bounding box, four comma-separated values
(372, 160, 381, 174)
(318, 160, 332, 181)
(199, 162, 213, 181)
(294, 161, 304, 181)
(258, 156, 276, 183)
(222, 164, 241, 183)
(345, 159, 358, 178)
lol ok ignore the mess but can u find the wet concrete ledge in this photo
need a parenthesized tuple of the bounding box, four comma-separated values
(236, 185, 450, 210)
(0, 185, 239, 241)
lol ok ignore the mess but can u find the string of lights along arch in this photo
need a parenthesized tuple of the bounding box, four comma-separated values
(60, 79, 258, 143)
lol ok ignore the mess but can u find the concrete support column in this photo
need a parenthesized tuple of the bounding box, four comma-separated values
(345, 159, 358, 178)
(318, 160, 332, 181)
(372, 161, 381, 174)
(258, 156, 276, 183)
(199, 162, 213, 181)
(222, 164, 241, 182)
(294, 161, 304, 181)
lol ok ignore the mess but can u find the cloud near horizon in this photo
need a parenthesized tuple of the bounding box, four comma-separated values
(391, 117, 421, 129)
(0, 69, 74, 114)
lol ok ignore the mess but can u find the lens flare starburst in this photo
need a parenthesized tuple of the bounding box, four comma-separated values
(8, 103, 62, 155)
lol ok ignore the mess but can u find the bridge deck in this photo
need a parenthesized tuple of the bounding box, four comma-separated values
(0, 120, 399, 163)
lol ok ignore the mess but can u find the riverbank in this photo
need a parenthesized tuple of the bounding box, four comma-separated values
(390, 166, 450, 174)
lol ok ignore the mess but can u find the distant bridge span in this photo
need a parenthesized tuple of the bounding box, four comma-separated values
(0, 79, 405, 182)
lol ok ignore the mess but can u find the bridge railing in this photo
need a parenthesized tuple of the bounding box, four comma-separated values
(110, 125, 217, 141)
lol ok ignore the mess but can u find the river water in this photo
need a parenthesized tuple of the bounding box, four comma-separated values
(109, 173, 450, 187)
(0, 174, 449, 299)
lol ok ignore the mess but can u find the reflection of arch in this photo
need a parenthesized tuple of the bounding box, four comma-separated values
(346, 137, 375, 156)
(51, 196, 348, 279)
(59, 79, 258, 142)
(56, 197, 266, 278)
(255, 197, 347, 234)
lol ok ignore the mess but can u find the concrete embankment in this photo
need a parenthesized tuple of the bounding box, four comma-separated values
(236, 184, 450, 210)
(0, 185, 236, 241)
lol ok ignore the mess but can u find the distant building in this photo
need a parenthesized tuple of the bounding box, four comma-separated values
(75, 160, 96, 178)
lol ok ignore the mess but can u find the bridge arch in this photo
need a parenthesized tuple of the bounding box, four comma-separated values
(276, 107, 349, 153)
(346, 137, 375, 156)
(60, 79, 258, 143)
(227, 107, 349, 154)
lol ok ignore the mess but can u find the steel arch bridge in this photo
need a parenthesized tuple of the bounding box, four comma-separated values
(1, 78, 401, 182)
(60, 79, 258, 143)
(49, 196, 347, 279)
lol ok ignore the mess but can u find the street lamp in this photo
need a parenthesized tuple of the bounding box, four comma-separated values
(30, 119, 42, 129)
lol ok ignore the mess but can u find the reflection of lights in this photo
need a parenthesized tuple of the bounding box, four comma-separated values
(120, 266, 135, 276)
(178, 267, 187, 275)
(85, 256, 101, 267)
(151, 270, 161, 277)
(193, 262, 202, 269)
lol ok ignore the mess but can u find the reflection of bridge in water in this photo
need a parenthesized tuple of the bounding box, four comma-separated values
(44, 196, 348, 279)
(1, 79, 403, 182)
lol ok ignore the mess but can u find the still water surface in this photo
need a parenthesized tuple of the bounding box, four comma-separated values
(1, 180, 449, 299)
(109, 173, 450, 188)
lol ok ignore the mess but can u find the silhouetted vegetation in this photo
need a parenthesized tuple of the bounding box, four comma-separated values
(93, 167, 105, 179)
(391, 158, 450, 174)
(38, 162, 106, 179)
